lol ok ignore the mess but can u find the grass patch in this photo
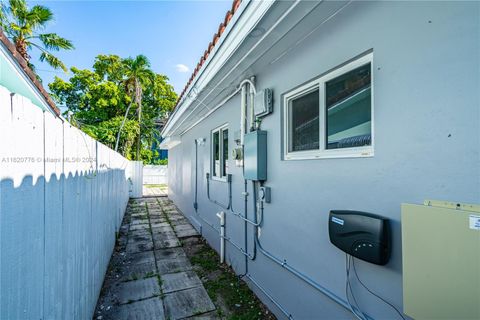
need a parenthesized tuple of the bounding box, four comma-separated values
(189, 243, 268, 320)
(190, 246, 220, 275)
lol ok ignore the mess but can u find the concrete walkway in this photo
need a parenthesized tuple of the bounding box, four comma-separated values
(94, 197, 217, 320)
(143, 185, 168, 197)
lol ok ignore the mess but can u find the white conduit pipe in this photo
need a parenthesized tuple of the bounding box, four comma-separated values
(240, 84, 247, 145)
(216, 211, 226, 263)
(249, 77, 256, 131)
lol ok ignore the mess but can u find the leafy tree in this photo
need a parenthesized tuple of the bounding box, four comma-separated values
(0, 0, 74, 72)
(49, 54, 177, 164)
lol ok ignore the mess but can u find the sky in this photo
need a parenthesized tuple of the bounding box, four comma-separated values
(28, 1, 233, 93)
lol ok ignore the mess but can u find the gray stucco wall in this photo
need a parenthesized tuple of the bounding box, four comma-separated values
(168, 2, 479, 319)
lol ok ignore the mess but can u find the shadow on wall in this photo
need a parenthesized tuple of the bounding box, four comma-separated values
(0, 169, 130, 320)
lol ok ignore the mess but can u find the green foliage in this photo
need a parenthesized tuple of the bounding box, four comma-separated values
(156, 159, 168, 165)
(0, 0, 74, 71)
(189, 243, 267, 319)
(49, 54, 177, 164)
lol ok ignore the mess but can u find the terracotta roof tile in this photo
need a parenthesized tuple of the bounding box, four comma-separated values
(0, 29, 61, 116)
(174, 0, 242, 109)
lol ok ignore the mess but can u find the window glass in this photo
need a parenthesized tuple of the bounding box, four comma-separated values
(289, 89, 319, 152)
(326, 63, 371, 149)
(222, 129, 228, 176)
(213, 131, 220, 177)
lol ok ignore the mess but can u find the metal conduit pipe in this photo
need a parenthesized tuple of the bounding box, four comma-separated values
(228, 177, 262, 227)
(246, 274, 294, 320)
(230, 200, 263, 226)
(205, 178, 258, 261)
(193, 141, 248, 255)
(191, 211, 254, 261)
(254, 192, 373, 319)
(193, 140, 199, 211)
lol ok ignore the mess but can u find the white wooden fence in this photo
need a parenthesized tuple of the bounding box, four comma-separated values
(143, 165, 168, 185)
(0, 85, 132, 319)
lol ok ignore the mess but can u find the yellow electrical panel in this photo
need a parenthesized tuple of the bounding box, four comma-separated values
(401, 200, 480, 320)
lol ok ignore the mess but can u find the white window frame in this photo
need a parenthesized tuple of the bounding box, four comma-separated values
(283, 53, 374, 160)
(211, 123, 229, 181)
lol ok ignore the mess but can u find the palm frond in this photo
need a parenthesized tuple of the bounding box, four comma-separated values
(0, 2, 7, 27)
(39, 51, 67, 72)
(39, 33, 74, 51)
(28, 5, 53, 28)
(8, 0, 28, 23)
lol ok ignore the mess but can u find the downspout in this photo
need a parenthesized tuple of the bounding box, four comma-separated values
(216, 211, 226, 263)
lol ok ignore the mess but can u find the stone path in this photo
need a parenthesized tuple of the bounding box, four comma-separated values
(94, 197, 217, 320)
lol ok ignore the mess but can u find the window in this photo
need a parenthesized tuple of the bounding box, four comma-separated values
(211, 124, 229, 179)
(288, 88, 319, 152)
(284, 53, 373, 160)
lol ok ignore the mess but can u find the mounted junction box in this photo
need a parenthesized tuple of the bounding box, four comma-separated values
(254, 88, 273, 118)
(259, 186, 271, 203)
(244, 130, 267, 181)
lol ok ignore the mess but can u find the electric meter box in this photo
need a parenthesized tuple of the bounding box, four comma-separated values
(244, 130, 267, 181)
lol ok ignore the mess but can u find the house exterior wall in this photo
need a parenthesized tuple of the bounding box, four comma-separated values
(167, 2, 479, 319)
(0, 85, 132, 319)
(0, 46, 53, 113)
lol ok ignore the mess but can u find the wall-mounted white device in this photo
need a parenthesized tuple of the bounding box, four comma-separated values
(254, 88, 273, 118)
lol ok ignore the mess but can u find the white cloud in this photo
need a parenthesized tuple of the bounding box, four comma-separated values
(175, 64, 190, 73)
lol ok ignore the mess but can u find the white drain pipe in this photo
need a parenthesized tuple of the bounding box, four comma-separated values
(216, 211, 226, 263)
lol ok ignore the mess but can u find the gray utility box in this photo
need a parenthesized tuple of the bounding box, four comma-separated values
(244, 130, 267, 181)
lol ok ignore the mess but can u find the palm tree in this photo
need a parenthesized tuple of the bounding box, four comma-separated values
(116, 55, 154, 160)
(0, 0, 73, 71)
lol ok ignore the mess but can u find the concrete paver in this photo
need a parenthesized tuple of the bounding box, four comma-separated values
(126, 250, 155, 265)
(156, 256, 193, 274)
(155, 248, 187, 260)
(120, 262, 157, 281)
(163, 286, 216, 320)
(95, 196, 216, 320)
(109, 297, 165, 320)
(126, 239, 154, 253)
(115, 277, 161, 304)
(161, 271, 203, 293)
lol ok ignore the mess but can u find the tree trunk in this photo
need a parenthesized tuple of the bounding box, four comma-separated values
(135, 79, 142, 161)
(115, 100, 133, 153)
(15, 37, 30, 62)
